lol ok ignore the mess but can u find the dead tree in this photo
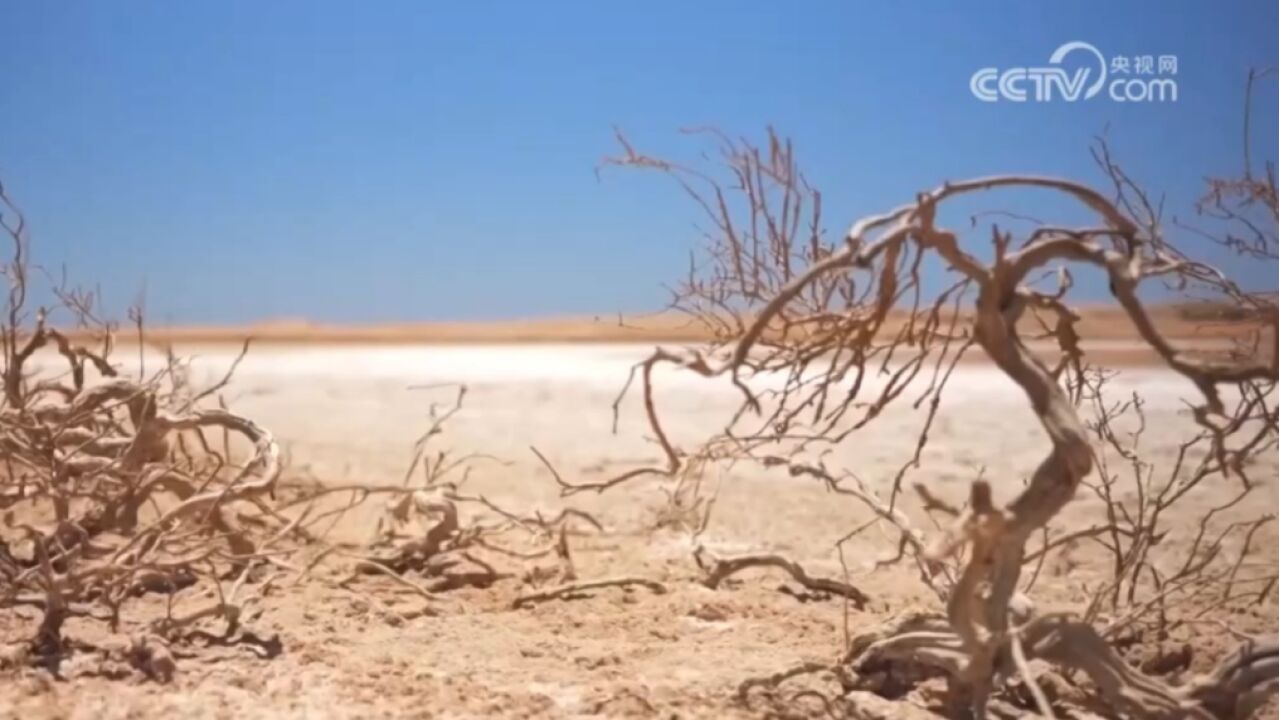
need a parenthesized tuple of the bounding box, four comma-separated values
(0, 182, 602, 678)
(0, 180, 298, 672)
(600, 88, 1278, 719)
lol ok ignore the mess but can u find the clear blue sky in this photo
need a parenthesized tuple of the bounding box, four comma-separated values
(2, 1, 1276, 324)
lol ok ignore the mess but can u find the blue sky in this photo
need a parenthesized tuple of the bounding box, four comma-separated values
(1, 1, 1276, 324)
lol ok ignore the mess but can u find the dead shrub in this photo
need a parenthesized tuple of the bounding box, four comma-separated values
(592, 73, 1279, 719)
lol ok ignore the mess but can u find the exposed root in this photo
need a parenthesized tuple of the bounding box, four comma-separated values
(341, 559, 445, 609)
(694, 545, 870, 609)
(844, 611, 1279, 719)
(512, 577, 668, 609)
(737, 661, 832, 705)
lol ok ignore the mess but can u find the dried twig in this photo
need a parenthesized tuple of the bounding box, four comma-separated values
(512, 577, 668, 609)
(694, 546, 870, 608)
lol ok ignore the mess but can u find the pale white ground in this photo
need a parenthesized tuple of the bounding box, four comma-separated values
(167, 343, 1275, 587)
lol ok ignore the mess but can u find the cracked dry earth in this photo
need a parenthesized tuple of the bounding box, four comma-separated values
(3, 343, 1278, 719)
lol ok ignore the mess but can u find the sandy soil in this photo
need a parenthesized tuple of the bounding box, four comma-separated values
(3, 342, 1277, 719)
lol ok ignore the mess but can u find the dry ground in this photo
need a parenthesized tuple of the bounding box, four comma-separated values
(3, 342, 1277, 719)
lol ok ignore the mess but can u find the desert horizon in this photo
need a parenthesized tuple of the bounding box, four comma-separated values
(56, 303, 1263, 369)
(65, 302, 1241, 340)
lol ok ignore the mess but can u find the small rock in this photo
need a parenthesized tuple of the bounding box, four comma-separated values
(687, 602, 729, 622)
(1139, 642, 1193, 676)
(127, 635, 175, 683)
(0, 643, 30, 669)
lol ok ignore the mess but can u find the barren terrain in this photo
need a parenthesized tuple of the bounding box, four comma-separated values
(4, 341, 1276, 719)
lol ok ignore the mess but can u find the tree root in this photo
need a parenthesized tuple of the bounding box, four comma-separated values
(737, 661, 833, 705)
(341, 559, 445, 604)
(694, 546, 870, 608)
(511, 576, 667, 609)
(846, 611, 1279, 719)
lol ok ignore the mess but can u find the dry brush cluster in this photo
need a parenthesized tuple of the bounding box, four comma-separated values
(0, 183, 610, 681)
(593, 78, 1279, 718)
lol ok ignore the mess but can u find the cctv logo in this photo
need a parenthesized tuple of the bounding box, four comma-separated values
(971, 42, 1178, 103)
